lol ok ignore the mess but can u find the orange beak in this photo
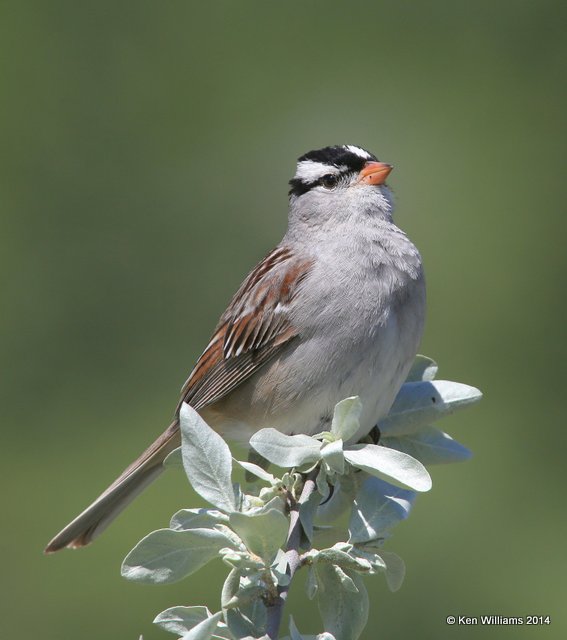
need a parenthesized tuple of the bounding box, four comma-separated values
(358, 161, 393, 186)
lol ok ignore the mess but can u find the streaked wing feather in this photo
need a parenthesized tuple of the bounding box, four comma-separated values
(186, 335, 294, 410)
(176, 247, 312, 414)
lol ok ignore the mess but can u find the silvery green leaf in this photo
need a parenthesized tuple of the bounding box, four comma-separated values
(180, 611, 223, 640)
(154, 608, 232, 639)
(224, 609, 261, 640)
(221, 568, 240, 609)
(163, 446, 182, 468)
(380, 380, 482, 436)
(331, 540, 356, 553)
(299, 489, 321, 543)
(234, 459, 276, 483)
(257, 487, 277, 504)
(334, 565, 360, 592)
(244, 494, 266, 510)
(344, 444, 432, 492)
(273, 548, 288, 573)
(383, 426, 472, 465)
(227, 584, 266, 610)
(237, 593, 267, 638)
(248, 495, 286, 517)
(229, 509, 288, 563)
(315, 564, 369, 640)
(315, 544, 372, 573)
(349, 547, 387, 574)
(220, 549, 265, 573)
(180, 403, 236, 512)
(170, 508, 229, 531)
(315, 475, 358, 525)
(406, 355, 438, 382)
(330, 396, 362, 442)
(270, 549, 290, 587)
(121, 527, 234, 584)
(315, 466, 330, 502)
(154, 606, 211, 635)
(250, 428, 322, 468)
(321, 439, 345, 474)
(379, 550, 406, 592)
(306, 565, 318, 600)
(349, 477, 415, 544)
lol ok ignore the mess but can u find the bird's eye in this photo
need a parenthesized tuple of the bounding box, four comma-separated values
(320, 174, 339, 189)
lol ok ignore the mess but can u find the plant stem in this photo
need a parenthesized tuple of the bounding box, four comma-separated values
(265, 468, 318, 640)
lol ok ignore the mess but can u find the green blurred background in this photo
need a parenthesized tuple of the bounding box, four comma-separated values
(2, 1, 566, 638)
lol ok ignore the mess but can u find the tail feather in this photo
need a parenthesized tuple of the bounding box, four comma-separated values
(44, 419, 180, 553)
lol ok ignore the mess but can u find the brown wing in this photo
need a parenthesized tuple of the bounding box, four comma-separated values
(176, 246, 313, 413)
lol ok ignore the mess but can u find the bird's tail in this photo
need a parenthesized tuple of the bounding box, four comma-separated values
(44, 419, 180, 553)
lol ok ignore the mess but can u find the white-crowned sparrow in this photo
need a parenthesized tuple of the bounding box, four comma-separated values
(45, 144, 426, 553)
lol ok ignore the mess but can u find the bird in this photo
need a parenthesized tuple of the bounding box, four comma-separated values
(45, 144, 426, 553)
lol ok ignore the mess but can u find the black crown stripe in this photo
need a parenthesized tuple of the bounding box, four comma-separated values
(288, 144, 378, 197)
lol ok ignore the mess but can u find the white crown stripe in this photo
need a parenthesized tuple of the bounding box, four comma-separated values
(294, 160, 339, 183)
(344, 145, 372, 160)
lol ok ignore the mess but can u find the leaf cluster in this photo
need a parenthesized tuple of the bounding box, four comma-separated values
(122, 356, 481, 640)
